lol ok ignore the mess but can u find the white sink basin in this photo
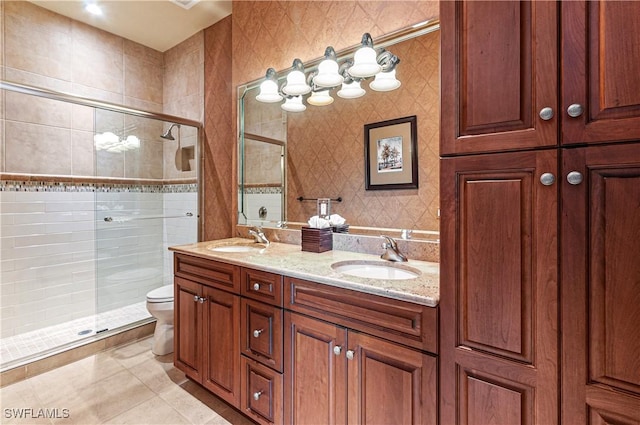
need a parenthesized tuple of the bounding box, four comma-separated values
(331, 261, 421, 280)
(207, 243, 266, 253)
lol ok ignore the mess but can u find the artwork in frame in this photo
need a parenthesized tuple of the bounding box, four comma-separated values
(364, 115, 418, 190)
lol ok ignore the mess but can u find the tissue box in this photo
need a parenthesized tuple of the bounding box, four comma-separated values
(301, 227, 333, 253)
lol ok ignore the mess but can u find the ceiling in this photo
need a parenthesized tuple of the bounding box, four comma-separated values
(29, 0, 232, 52)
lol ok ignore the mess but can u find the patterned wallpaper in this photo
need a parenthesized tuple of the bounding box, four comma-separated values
(204, 16, 234, 240)
(230, 1, 440, 232)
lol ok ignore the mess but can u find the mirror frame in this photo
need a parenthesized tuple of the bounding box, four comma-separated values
(237, 19, 440, 240)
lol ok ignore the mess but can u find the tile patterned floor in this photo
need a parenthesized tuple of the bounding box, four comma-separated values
(0, 337, 255, 425)
(1, 302, 151, 369)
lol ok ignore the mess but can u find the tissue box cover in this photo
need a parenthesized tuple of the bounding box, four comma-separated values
(301, 227, 333, 253)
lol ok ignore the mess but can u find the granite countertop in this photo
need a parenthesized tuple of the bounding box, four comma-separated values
(170, 238, 439, 307)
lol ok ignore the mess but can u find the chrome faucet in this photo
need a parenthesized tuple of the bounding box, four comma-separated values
(380, 235, 407, 262)
(249, 226, 270, 245)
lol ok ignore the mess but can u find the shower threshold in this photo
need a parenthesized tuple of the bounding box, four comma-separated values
(0, 301, 152, 372)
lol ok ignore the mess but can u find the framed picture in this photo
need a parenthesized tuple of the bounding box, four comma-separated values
(364, 115, 418, 190)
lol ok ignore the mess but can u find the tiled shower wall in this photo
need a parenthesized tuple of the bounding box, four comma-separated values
(0, 182, 197, 339)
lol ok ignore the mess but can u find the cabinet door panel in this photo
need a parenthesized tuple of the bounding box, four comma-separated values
(441, 0, 558, 155)
(562, 1, 640, 144)
(202, 286, 240, 407)
(241, 356, 283, 425)
(562, 144, 640, 423)
(440, 150, 558, 424)
(174, 277, 202, 381)
(284, 312, 347, 425)
(347, 332, 437, 425)
(241, 298, 283, 372)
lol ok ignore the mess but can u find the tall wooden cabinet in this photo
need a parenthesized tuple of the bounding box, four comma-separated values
(440, 1, 640, 423)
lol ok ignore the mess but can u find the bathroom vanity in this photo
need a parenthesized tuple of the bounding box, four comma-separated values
(171, 239, 439, 425)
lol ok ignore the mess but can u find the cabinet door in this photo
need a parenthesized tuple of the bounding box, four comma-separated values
(202, 286, 241, 408)
(174, 277, 202, 382)
(284, 312, 347, 425)
(561, 2, 640, 145)
(440, 0, 558, 155)
(439, 150, 559, 424)
(561, 144, 640, 423)
(347, 332, 437, 425)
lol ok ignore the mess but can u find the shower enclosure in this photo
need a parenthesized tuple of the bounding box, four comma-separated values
(0, 81, 202, 371)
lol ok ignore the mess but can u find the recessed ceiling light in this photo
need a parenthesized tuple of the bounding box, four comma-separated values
(85, 3, 103, 16)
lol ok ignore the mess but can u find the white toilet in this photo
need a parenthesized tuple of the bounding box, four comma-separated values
(146, 285, 174, 355)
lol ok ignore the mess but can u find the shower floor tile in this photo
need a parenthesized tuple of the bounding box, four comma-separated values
(0, 302, 151, 369)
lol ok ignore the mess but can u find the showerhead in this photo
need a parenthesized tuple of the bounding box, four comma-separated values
(161, 123, 180, 140)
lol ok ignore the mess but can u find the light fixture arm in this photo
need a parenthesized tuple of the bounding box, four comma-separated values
(376, 50, 401, 73)
(360, 33, 374, 48)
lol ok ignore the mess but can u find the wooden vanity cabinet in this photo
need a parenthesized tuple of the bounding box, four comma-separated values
(284, 277, 438, 425)
(174, 254, 242, 408)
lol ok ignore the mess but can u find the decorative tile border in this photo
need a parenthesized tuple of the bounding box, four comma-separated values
(243, 186, 282, 195)
(0, 180, 197, 193)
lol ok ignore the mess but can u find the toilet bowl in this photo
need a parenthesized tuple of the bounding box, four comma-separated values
(146, 285, 174, 355)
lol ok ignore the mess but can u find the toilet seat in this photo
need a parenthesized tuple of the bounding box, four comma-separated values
(146, 285, 174, 303)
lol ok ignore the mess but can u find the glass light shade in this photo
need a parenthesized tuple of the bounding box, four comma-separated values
(281, 96, 306, 112)
(337, 81, 365, 99)
(282, 70, 311, 96)
(313, 59, 343, 87)
(256, 79, 283, 103)
(308, 90, 334, 106)
(370, 69, 401, 92)
(348, 46, 381, 78)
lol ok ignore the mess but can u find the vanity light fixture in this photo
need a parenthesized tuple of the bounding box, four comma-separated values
(314, 47, 343, 88)
(281, 96, 306, 112)
(256, 68, 283, 103)
(256, 32, 401, 112)
(348, 33, 382, 78)
(307, 89, 334, 106)
(369, 51, 401, 91)
(282, 59, 312, 96)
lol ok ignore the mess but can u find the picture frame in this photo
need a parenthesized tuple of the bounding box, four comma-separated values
(364, 115, 418, 190)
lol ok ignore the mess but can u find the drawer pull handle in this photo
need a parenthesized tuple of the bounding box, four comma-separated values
(346, 350, 355, 360)
(253, 391, 262, 401)
(253, 329, 264, 338)
(333, 346, 342, 356)
(253, 282, 261, 291)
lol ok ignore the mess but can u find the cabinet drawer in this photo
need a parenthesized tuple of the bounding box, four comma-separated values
(241, 298, 283, 372)
(285, 277, 438, 353)
(241, 268, 283, 306)
(241, 356, 283, 425)
(174, 253, 240, 294)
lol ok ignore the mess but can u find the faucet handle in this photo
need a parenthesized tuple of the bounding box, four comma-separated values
(380, 235, 397, 248)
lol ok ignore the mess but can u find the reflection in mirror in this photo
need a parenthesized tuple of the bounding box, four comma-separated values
(238, 21, 440, 238)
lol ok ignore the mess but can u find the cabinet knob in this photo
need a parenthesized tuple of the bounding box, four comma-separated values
(346, 350, 355, 360)
(333, 346, 342, 356)
(193, 295, 199, 302)
(567, 171, 584, 185)
(253, 282, 260, 291)
(567, 103, 584, 118)
(539, 107, 554, 121)
(253, 391, 262, 401)
(199, 297, 206, 304)
(539, 172, 556, 186)
(253, 329, 263, 338)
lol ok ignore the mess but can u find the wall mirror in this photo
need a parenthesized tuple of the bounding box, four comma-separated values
(237, 20, 440, 239)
